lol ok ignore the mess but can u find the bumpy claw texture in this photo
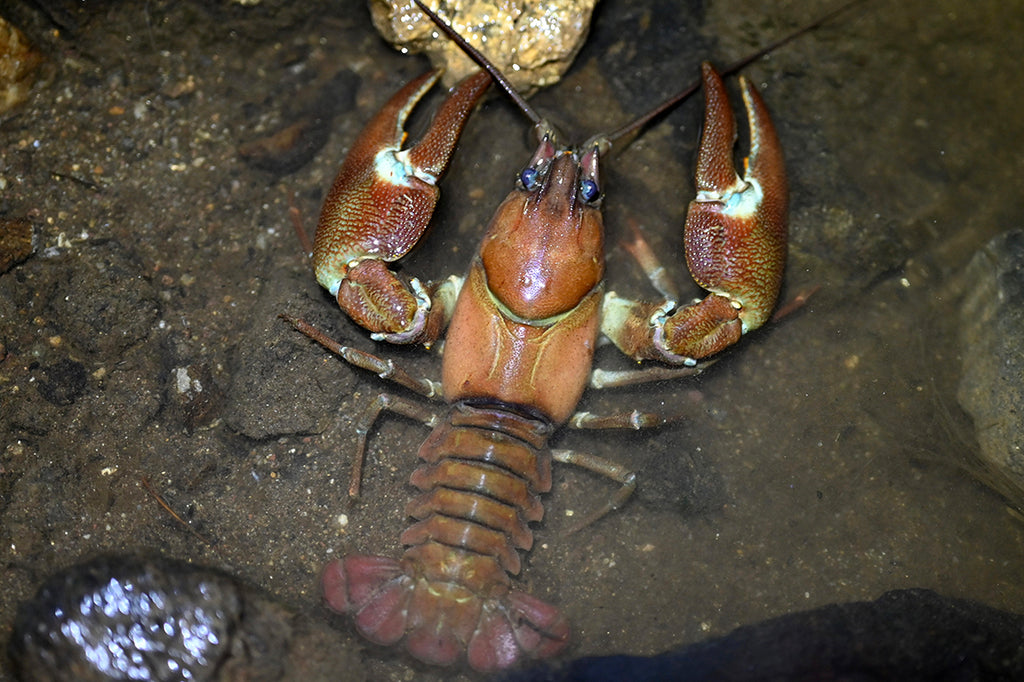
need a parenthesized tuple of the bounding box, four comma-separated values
(682, 62, 788, 337)
(312, 69, 491, 343)
(322, 555, 569, 672)
(601, 62, 788, 364)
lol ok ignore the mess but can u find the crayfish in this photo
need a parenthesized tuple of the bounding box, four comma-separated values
(284, 0, 791, 671)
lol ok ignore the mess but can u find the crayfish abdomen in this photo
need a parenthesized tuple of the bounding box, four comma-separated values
(320, 402, 569, 671)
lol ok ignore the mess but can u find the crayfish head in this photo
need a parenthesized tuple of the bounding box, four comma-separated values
(479, 134, 605, 322)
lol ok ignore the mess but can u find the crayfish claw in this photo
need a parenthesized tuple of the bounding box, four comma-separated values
(313, 70, 490, 345)
(599, 63, 788, 364)
(683, 62, 788, 337)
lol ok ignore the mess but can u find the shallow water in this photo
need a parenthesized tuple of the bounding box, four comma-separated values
(2, 0, 1023, 680)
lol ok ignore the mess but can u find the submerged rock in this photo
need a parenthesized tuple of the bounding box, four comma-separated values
(7, 555, 362, 681)
(9, 556, 243, 681)
(957, 229, 1024, 489)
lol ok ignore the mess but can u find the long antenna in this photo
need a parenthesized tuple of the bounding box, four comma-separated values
(412, 0, 868, 147)
(604, 0, 869, 147)
(412, 0, 543, 126)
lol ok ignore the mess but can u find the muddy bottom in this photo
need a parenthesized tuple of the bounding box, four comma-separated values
(2, 1, 1023, 680)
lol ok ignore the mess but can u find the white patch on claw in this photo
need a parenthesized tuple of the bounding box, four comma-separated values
(324, 275, 343, 297)
(650, 301, 698, 366)
(722, 178, 763, 220)
(694, 189, 724, 203)
(375, 148, 437, 187)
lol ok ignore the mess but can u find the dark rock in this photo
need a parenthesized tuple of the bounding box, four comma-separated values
(238, 69, 359, 175)
(50, 240, 160, 357)
(504, 589, 1024, 681)
(34, 357, 87, 406)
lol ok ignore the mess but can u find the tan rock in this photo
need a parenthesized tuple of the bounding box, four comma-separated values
(369, 0, 597, 94)
(0, 17, 43, 114)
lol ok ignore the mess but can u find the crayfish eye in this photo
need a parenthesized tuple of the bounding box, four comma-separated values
(519, 166, 540, 191)
(579, 178, 600, 203)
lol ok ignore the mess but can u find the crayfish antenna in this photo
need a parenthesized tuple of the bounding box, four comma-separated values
(603, 0, 870, 151)
(412, 0, 549, 137)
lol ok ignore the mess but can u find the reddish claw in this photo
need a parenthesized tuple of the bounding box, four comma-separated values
(312, 69, 491, 344)
(603, 62, 788, 364)
(671, 62, 788, 357)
